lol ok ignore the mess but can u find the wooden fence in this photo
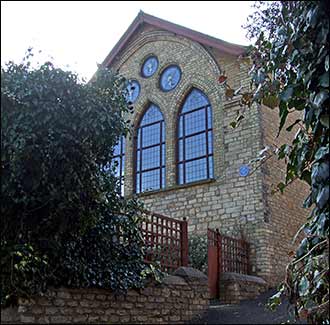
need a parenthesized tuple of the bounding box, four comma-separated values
(141, 211, 188, 273)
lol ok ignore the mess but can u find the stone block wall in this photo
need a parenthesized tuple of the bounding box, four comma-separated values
(106, 23, 308, 287)
(1, 267, 209, 324)
(219, 272, 268, 304)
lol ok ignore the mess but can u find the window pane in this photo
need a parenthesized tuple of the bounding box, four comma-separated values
(185, 158, 207, 183)
(141, 104, 163, 125)
(142, 146, 161, 170)
(207, 106, 212, 129)
(182, 89, 209, 113)
(184, 109, 206, 136)
(208, 156, 214, 178)
(142, 123, 161, 147)
(136, 104, 166, 193)
(178, 139, 183, 161)
(161, 167, 166, 187)
(179, 116, 183, 138)
(185, 133, 206, 160)
(141, 169, 160, 192)
(208, 132, 213, 154)
(178, 163, 184, 184)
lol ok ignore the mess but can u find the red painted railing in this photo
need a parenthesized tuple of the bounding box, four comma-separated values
(141, 211, 188, 273)
(208, 228, 250, 298)
(208, 228, 250, 274)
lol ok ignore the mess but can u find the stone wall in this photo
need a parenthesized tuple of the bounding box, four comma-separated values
(219, 272, 268, 304)
(260, 106, 310, 284)
(1, 267, 209, 324)
(106, 22, 308, 287)
(111, 26, 268, 281)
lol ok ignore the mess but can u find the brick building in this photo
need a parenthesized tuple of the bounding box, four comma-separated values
(102, 11, 309, 286)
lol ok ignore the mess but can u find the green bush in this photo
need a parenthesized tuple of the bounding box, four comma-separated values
(188, 233, 208, 274)
(0, 52, 153, 306)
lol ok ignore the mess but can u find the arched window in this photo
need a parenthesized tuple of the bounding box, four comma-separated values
(135, 104, 165, 193)
(177, 88, 214, 184)
(112, 135, 125, 195)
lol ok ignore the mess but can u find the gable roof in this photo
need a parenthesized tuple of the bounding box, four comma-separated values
(102, 11, 248, 68)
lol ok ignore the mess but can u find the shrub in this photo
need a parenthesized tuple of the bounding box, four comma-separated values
(188, 233, 208, 274)
(1, 52, 152, 306)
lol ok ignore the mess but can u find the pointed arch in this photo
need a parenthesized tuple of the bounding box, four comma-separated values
(177, 88, 214, 184)
(135, 103, 166, 193)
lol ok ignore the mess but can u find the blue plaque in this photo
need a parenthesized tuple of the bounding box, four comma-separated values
(239, 165, 250, 177)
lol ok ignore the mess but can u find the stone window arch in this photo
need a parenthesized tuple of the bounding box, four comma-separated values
(135, 103, 166, 193)
(177, 88, 214, 184)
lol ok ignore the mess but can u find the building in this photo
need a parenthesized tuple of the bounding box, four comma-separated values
(102, 11, 309, 287)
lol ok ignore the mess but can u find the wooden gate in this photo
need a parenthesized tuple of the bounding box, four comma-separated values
(207, 228, 250, 299)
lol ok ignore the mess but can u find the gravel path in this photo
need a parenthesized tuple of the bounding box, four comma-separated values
(190, 289, 306, 324)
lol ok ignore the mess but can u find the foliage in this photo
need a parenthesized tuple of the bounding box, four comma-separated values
(188, 233, 208, 274)
(243, 1, 329, 323)
(1, 52, 152, 306)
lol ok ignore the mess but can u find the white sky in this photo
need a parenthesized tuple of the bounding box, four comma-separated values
(1, 1, 255, 80)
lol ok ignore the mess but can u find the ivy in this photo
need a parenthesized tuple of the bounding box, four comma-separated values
(244, 1, 329, 323)
(1, 52, 153, 306)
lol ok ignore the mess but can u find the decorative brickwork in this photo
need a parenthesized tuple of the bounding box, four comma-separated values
(105, 14, 309, 287)
(1, 267, 209, 324)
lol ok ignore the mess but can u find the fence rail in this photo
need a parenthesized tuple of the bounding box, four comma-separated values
(141, 211, 188, 273)
(208, 228, 250, 275)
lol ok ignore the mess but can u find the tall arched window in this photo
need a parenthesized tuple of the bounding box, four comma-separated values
(135, 104, 165, 193)
(177, 88, 214, 184)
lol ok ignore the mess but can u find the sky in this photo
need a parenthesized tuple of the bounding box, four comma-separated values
(1, 1, 255, 80)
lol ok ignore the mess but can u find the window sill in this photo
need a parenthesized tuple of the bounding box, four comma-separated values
(135, 178, 217, 197)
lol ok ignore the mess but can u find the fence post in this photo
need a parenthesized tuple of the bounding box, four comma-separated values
(216, 228, 221, 277)
(180, 217, 188, 266)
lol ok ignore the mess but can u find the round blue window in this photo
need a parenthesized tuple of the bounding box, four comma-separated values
(125, 80, 140, 104)
(160, 65, 181, 92)
(239, 164, 250, 177)
(141, 56, 158, 78)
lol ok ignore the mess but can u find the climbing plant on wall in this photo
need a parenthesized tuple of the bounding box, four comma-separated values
(237, 1, 329, 323)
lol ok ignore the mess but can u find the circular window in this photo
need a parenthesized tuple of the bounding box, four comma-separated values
(125, 80, 140, 104)
(141, 55, 159, 78)
(159, 65, 181, 92)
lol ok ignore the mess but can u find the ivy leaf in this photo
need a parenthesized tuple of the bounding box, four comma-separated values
(313, 91, 328, 108)
(280, 87, 294, 102)
(319, 72, 329, 87)
(299, 277, 309, 296)
(320, 114, 329, 128)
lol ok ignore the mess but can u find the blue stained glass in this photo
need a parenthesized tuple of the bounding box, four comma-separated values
(125, 80, 140, 104)
(185, 158, 207, 183)
(141, 169, 160, 192)
(177, 88, 213, 185)
(142, 124, 161, 147)
(179, 140, 183, 161)
(142, 146, 161, 170)
(208, 156, 214, 178)
(179, 116, 183, 137)
(178, 163, 184, 185)
(208, 132, 213, 154)
(142, 56, 158, 78)
(136, 103, 166, 193)
(207, 106, 212, 129)
(140, 105, 163, 126)
(160, 65, 181, 92)
(111, 135, 125, 195)
(184, 110, 206, 136)
(182, 89, 209, 113)
(185, 134, 206, 160)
